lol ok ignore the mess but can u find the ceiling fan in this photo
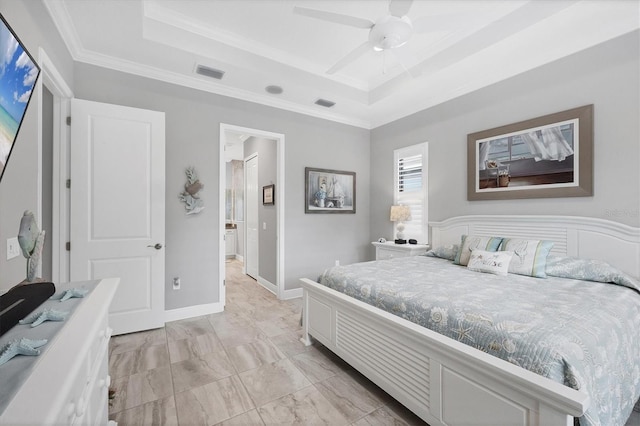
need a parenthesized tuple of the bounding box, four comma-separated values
(293, 0, 446, 75)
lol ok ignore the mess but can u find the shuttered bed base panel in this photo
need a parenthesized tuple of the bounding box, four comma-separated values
(300, 279, 587, 426)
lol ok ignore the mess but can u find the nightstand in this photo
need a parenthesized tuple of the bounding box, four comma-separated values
(372, 241, 429, 260)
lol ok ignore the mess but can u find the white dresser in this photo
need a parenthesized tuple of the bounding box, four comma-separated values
(0, 278, 119, 425)
(372, 241, 429, 260)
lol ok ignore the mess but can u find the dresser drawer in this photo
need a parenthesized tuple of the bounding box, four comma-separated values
(376, 248, 410, 260)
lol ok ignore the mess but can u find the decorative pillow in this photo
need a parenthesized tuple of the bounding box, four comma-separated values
(467, 249, 513, 276)
(425, 244, 459, 261)
(454, 235, 503, 266)
(545, 255, 640, 293)
(499, 238, 554, 278)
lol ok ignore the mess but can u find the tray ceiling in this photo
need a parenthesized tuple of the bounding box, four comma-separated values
(44, 0, 639, 129)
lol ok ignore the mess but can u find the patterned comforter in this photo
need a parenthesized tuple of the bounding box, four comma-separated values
(317, 255, 640, 426)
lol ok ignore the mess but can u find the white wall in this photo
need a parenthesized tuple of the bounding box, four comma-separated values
(370, 31, 640, 252)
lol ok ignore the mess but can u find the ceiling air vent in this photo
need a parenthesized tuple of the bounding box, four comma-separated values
(314, 98, 335, 108)
(195, 64, 225, 80)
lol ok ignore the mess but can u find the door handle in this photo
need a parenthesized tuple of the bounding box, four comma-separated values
(147, 243, 163, 250)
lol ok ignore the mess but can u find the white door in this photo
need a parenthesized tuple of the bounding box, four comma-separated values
(245, 154, 259, 279)
(70, 98, 165, 335)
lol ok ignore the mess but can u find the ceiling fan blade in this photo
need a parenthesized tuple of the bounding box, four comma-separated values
(389, 48, 421, 78)
(389, 0, 413, 17)
(293, 6, 374, 29)
(327, 41, 372, 74)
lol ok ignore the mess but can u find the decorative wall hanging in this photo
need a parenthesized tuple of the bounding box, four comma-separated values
(179, 167, 204, 215)
(305, 167, 356, 214)
(263, 184, 275, 205)
(467, 104, 593, 201)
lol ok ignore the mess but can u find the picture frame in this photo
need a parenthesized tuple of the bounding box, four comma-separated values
(263, 184, 274, 205)
(305, 167, 356, 214)
(467, 104, 593, 201)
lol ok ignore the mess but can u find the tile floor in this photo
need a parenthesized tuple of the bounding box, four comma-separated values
(108, 259, 426, 425)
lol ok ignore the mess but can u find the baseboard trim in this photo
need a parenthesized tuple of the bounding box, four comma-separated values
(235, 254, 244, 262)
(165, 302, 224, 323)
(257, 276, 277, 295)
(283, 287, 303, 300)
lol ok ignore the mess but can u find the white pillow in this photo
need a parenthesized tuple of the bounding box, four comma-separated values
(467, 249, 513, 276)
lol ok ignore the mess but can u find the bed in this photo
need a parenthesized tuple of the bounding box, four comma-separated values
(299, 215, 640, 426)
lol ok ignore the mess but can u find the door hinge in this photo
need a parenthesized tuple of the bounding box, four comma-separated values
(65, 242, 71, 251)
(66, 116, 71, 126)
(66, 179, 71, 189)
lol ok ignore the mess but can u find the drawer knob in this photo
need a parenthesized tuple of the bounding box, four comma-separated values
(99, 375, 111, 389)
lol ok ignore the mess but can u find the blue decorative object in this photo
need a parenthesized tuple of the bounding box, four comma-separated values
(19, 309, 68, 327)
(0, 338, 48, 366)
(51, 288, 88, 302)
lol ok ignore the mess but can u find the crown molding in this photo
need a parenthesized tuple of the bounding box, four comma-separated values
(74, 48, 372, 129)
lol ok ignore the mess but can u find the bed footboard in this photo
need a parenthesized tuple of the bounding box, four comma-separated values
(300, 278, 588, 426)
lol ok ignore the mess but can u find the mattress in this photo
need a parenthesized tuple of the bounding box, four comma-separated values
(317, 255, 640, 426)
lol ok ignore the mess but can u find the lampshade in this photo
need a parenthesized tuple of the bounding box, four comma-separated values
(389, 205, 411, 222)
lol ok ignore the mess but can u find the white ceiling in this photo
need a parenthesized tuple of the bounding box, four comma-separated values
(44, 0, 639, 129)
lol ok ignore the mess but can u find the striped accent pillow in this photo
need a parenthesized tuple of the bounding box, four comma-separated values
(454, 235, 503, 266)
(500, 238, 554, 278)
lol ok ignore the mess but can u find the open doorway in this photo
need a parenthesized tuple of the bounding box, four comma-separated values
(38, 48, 73, 285)
(219, 124, 284, 307)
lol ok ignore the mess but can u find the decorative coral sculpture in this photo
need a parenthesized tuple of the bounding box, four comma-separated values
(179, 166, 204, 215)
(0, 338, 48, 366)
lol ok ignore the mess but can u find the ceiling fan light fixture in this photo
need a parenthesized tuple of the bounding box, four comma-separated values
(369, 15, 413, 51)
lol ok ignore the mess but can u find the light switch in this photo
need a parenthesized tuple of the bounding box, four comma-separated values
(7, 237, 20, 260)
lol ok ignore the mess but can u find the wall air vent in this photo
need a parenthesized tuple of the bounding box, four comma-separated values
(195, 64, 225, 80)
(314, 98, 335, 108)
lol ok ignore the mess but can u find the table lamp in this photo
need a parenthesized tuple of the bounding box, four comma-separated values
(390, 205, 411, 242)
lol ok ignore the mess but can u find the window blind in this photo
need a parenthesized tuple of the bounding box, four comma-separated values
(394, 143, 428, 243)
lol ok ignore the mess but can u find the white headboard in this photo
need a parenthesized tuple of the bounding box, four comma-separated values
(430, 215, 640, 278)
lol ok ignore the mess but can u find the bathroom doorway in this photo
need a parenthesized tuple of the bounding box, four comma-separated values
(219, 124, 284, 307)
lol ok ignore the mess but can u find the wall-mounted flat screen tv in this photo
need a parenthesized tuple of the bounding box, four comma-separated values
(0, 13, 40, 183)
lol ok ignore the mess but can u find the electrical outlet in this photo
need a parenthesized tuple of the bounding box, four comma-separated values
(7, 237, 20, 260)
(173, 277, 181, 290)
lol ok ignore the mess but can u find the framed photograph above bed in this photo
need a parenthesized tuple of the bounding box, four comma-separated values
(467, 104, 593, 200)
(305, 167, 355, 213)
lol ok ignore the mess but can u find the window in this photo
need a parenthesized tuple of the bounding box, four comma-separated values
(394, 142, 428, 243)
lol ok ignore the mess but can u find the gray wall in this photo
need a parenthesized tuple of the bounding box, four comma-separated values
(244, 136, 277, 286)
(73, 63, 371, 308)
(0, 1, 74, 291)
(370, 31, 640, 252)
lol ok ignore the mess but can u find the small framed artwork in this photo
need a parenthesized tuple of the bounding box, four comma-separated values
(263, 184, 274, 205)
(467, 104, 593, 201)
(305, 167, 356, 214)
